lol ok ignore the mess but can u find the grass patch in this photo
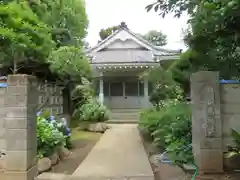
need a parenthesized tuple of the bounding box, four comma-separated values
(71, 127, 101, 141)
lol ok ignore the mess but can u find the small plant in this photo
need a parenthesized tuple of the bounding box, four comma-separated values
(226, 129, 240, 153)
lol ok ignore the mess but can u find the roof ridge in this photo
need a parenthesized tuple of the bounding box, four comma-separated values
(125, 28, 181, 53)
(87, 25, 181, 54)
(86, 28, 123, 53)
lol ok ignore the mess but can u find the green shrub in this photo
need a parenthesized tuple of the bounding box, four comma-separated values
(71, 78, 110, 124)
(227, 129, 240, 153)
(71, 79, 94, 107)
(149, 84, 183, 109)
(37, 117, 65, 158)
(73, 99, 109, 123)
(37, 110, 72, 158)
(139, 100, 193, 166)
(145, 67, 183, 109)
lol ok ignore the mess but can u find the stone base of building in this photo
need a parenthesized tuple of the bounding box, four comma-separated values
(0, 165, 37, 180)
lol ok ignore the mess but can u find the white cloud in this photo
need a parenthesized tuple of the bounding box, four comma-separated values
(85, 0, 189, 50)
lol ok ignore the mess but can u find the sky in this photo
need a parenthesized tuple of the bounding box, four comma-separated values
(85, 0, 189, 50)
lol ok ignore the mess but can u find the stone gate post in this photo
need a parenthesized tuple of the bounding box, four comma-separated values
(191, 71, 223, 174)
(4, 75, 38, 180)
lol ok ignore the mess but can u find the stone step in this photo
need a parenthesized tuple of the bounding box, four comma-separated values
(110, 113, 139, 119)
(35, 173, 71, 180)
(107, 119, 138, 124)
(110, 109, 141, 113)
(109, 109, 140, 123)
(71, 176, 154, 180)
(109, 116, 139, 121)
(110, 112, 140, 115)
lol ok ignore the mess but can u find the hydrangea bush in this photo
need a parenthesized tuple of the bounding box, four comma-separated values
(37, 110, 71, 158)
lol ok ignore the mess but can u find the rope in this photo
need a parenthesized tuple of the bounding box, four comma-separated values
(159, 144, 198, 180)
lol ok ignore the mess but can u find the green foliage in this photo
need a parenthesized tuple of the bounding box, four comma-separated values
(139, 100, 193, 166)
(71, 79, 94, 107)
(232, 129, 240, 149)
(0, 0, 90, 87)
(72, 78, 109, 124)
(140, 66, 192, 166)
(48, 46, 91, 83)
(37, 116, 65, 158)
(73, 99, 109, 123)
(227, 129, 240, 153)
(150, 84, 183, 108)
(0, 1, 55, 73)
(99, 25, 120, 41)
(145, 0, 196, 18)
(145, 67, 183, 108)
(141, 30, 167, 46)
(146, 0, 240, 79)
(169, 49, 200, 94)
(37, 110, 72, 158)
(29, 0, 88, 46)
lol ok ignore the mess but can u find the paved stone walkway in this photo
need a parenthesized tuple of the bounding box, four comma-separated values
(71, 124, 154, 180)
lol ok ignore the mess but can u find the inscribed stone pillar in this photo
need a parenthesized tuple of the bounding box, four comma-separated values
(190, 71, 223, 174)
(4, 75, 38, 180)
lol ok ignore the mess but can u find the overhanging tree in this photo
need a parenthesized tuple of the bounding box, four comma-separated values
(0, 1, 55, 74)
(146, 0, 240, 79)
(28, 0, 91, 81)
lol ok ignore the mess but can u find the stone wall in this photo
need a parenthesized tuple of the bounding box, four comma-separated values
(0, 88, 5, 155)
(0, 78, 66, 172)
(37, 82, 64, 115)
(221, 83, 240, 151)
(0, 75, 38, 179)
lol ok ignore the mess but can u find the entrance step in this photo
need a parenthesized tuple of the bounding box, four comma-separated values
(71, 176, 153, 180)
(109, 109, 141, 122)
(110, 109, 141, 113)
(107, 119, 138, 124)
(35, 173, 71, 180)
(110, 114, 139, 120)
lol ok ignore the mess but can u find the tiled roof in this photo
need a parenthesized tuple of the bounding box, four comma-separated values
(91, 50, 153, 63)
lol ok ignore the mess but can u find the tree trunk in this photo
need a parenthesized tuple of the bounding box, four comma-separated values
(13, 59, 17, 74)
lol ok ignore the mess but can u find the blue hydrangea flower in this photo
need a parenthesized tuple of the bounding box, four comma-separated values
(50, 115, 55, 121)
(36, 111, 42, 117)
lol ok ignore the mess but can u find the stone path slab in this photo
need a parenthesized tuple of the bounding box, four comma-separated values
(71, 124, 154, 180)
